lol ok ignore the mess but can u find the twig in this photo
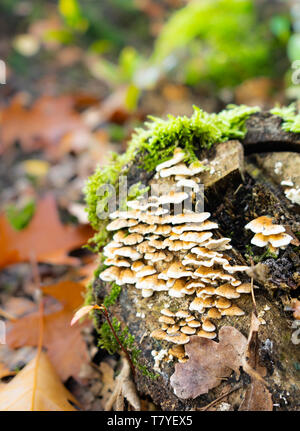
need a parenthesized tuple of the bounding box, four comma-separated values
(99, 305, 136, 378)
(30, 255, 44, 411)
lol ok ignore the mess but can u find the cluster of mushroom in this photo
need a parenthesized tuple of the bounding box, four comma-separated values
(99, 147, 253, 348)
(151, 308, 219, 354)
(245, 216, 293, 255)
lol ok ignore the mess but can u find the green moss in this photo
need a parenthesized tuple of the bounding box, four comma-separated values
(97, 316, 157, 379)
(270, 103, 300, 133)
(103, 283, 122, 308)
(85, 104, 259, 244)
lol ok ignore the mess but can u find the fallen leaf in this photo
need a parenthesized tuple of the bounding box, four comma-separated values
(170, 326, 248, 399)
(0, 194, 93, 268)
(0, 94, 88, 156)
(105, 357, 140, 411)
(239, 379, 273, 411)
(0, 352, 79, 411)
(7, 280, 90, 381)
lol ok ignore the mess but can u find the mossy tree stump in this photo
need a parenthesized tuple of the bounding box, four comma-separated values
(92, 111, 300, 411)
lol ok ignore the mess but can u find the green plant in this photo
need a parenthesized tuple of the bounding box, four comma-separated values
(151, 0, 288, 88)
(270, 103, 300, 133)
(5, 199, 36, 231)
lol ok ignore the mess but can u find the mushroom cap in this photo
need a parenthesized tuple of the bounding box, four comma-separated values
(157, 191, 189, 205)
(154, 225, 172, 236)
(201, 318, 216, 332)
(141, 288, 154, 297)
(129, 223, 157, 234)
(181, 326, 196, 335)
(197, 330, 216, 339)
(168, 345, 186, 360)
(136, 274, 167, 291)
(121, 233, 144, 246)
(202, 238, 232, 250)
(99, 266, 120, 282)
(131, 260, 145, 272)
(175, 309, 191, 318)
(215, 297, 232, 309)
(251, 233, 269, 247)
(136, 265, 156, 278)
(168, 212, 211, 225)
(221, 305, 245, 316)
(236, 283, 252, 293)
(155, 148, 186, 172)
(214, 283, 240, 299)
(161, 308, 175, 317)
(172, 221, 218, 234)
(207, 308, 222, 319)
(159, 315, 176, 325)
(118, 269, 136, 284)
(165, 333, 190, 344)
(167, 325, 180, 335)
(187, 319, 201, 328)
(150, 329, 167, 340)
(245, 216, 285, 235)
(107, 218, 138, 231)
(179, 231, 213, 244)
(113, 246, 142, 261)
(267, 233, 293, 248)
(167, 262, 194, 279)
(176, 178, 199, 191)
(222, 264, 249, 273)
(104, 257, 131, 267)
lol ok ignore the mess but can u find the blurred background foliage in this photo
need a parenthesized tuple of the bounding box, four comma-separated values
(1, 0, 300, 110)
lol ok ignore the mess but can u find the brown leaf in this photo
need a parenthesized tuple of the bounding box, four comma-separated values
(239, 380, 273, 411)
(170, 326, 247, 399)
(0, 352, 79, 410)
(0, 194, 93, 269)
(0, 94, 88, 156)
(7, 281, 90, 381)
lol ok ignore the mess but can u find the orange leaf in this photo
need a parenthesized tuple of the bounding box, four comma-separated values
(0, 352, 79, 411)
(7, 281, 90, 381)
(0, 94, 88, 157)
(71, 304, 102, 326)
(0, 194, 93, 269)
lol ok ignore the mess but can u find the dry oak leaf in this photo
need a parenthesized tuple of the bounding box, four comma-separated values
(0, 194, 93, 269)
(239, 379, 273, 411)
(0, 94, 88, 156)
(170, 326, 247, 399)
(7, 280, 90, 381)
(0, 352, 79, 411)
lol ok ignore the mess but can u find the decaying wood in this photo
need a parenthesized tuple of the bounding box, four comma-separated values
(93, 112, 300, 411)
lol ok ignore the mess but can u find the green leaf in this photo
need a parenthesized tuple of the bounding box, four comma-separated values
(6, 199, 36, 231)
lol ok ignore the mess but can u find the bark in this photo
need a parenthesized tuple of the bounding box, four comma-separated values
(93, 113, 300, 411)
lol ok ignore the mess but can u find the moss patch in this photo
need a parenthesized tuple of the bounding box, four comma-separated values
(270, 103, 300, 133)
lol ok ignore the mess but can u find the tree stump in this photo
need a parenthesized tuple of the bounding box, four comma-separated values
(93, 112, 300, 411)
